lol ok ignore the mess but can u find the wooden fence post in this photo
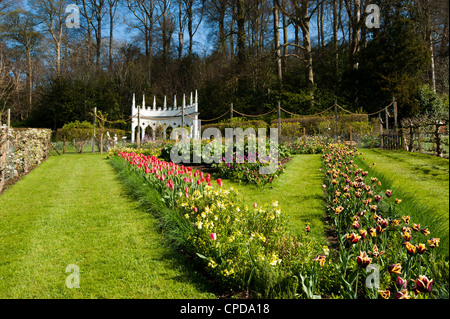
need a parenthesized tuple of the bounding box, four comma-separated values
(409, 124, 414, 152)
(393, 97, 398, 128)
(334, 101, 338, 141)
(100, 131, 104, 155)
(278, 101, 281, 138)
(385, 108, 389, 132)
(401, 127, 407, 150)
(417, 126, 422, 153)
(379, 113, 384, 149)
(349, 125, 353, 147)
(137, 105, 141, 149)
(92, 107, 97, 153)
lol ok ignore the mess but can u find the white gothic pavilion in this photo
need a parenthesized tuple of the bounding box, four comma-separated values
(131, 91, 200, 143)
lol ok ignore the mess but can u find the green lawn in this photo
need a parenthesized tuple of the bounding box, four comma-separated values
(224, 155, 326, 244)
(357, 148, 449, 254)
(0, 154, 214, 298)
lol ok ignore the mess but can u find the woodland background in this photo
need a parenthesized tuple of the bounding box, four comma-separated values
(0, 0, 448, 131)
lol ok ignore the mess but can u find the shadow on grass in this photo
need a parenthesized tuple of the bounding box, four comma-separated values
(354, 156, 449, 258)
(108, 156, 225, 298)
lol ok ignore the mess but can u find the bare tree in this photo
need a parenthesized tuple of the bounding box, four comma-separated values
(31, 0, 67, 77)
(108, 0, 120, 70)
(156, 0, 175, 65)
(276, 0, 323, 92)
(0, 44, 16, 115)
(0, 10, 42, 115)
(204, 0, 229, 56)
(273, 0, 282, 89)
(77, 0, 106, 70)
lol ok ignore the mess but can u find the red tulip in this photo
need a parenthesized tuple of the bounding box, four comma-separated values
(217, 178, 222, 187)
(394, 289, 410, 299)
(396, 276, 407, 290)
(346, 233, 361, 244)
(414, 275, 433, 293)
(356, 251, 372, 268)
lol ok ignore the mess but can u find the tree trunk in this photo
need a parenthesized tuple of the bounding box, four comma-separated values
(333, 0, 339, 82)
(299, 0, 314, 106)
(282, 7, 288, 71)
(96, 17, 102, 70)
(109, 4, 114, 70)
(300, 6, 313, 89)
(273, 0, 282, 90)
(236, 0, 246, 64)
(219, 7, 226, 56)
(81, 0, 93, 65)
(187, 2, 194, 57)
(178, 0, 184, 60)
(348, 0, 361, 71)
(27, 47, 32, 113)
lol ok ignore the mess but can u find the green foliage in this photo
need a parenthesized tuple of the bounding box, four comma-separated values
(416, 84, 447, 116)
(58, 120, 93, 153)
(356, 16, 431, 118)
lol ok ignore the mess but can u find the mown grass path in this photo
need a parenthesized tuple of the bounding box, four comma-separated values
(0, 154, 214, 298)
(358, 149, 449, 217)
(226, 155, 326, 243)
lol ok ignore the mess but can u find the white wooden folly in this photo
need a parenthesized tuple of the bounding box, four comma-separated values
(131, 91, 200, 143)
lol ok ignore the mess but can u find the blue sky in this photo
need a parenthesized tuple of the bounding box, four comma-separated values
(24, 0, 324, 57)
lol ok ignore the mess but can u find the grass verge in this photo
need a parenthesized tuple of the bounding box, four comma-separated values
(0, 153, 214, 298)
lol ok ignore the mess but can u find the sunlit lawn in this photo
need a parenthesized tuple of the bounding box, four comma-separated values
(0, 154, 214, 299)
(224, 154, 327, 244)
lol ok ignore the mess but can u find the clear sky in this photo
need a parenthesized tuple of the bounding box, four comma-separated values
(24, 0, 323, 57)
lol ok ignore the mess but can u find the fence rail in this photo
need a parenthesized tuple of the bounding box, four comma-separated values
(401, 120, 449, 157)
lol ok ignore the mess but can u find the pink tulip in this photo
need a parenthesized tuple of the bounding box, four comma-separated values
(210, 233, 217, 241)
(217, 178, 222, 187)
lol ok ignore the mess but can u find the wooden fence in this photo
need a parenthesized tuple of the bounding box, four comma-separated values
(401, 118, 449, 157)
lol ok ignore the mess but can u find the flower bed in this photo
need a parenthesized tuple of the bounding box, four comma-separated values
(282, 136, 330, 155)
(111, 151, 319, 298)
(320, 143, 448, 299)
(111, 143, 448, 299)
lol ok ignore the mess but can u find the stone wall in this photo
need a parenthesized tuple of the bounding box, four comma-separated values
(0, 127, 52, 192)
